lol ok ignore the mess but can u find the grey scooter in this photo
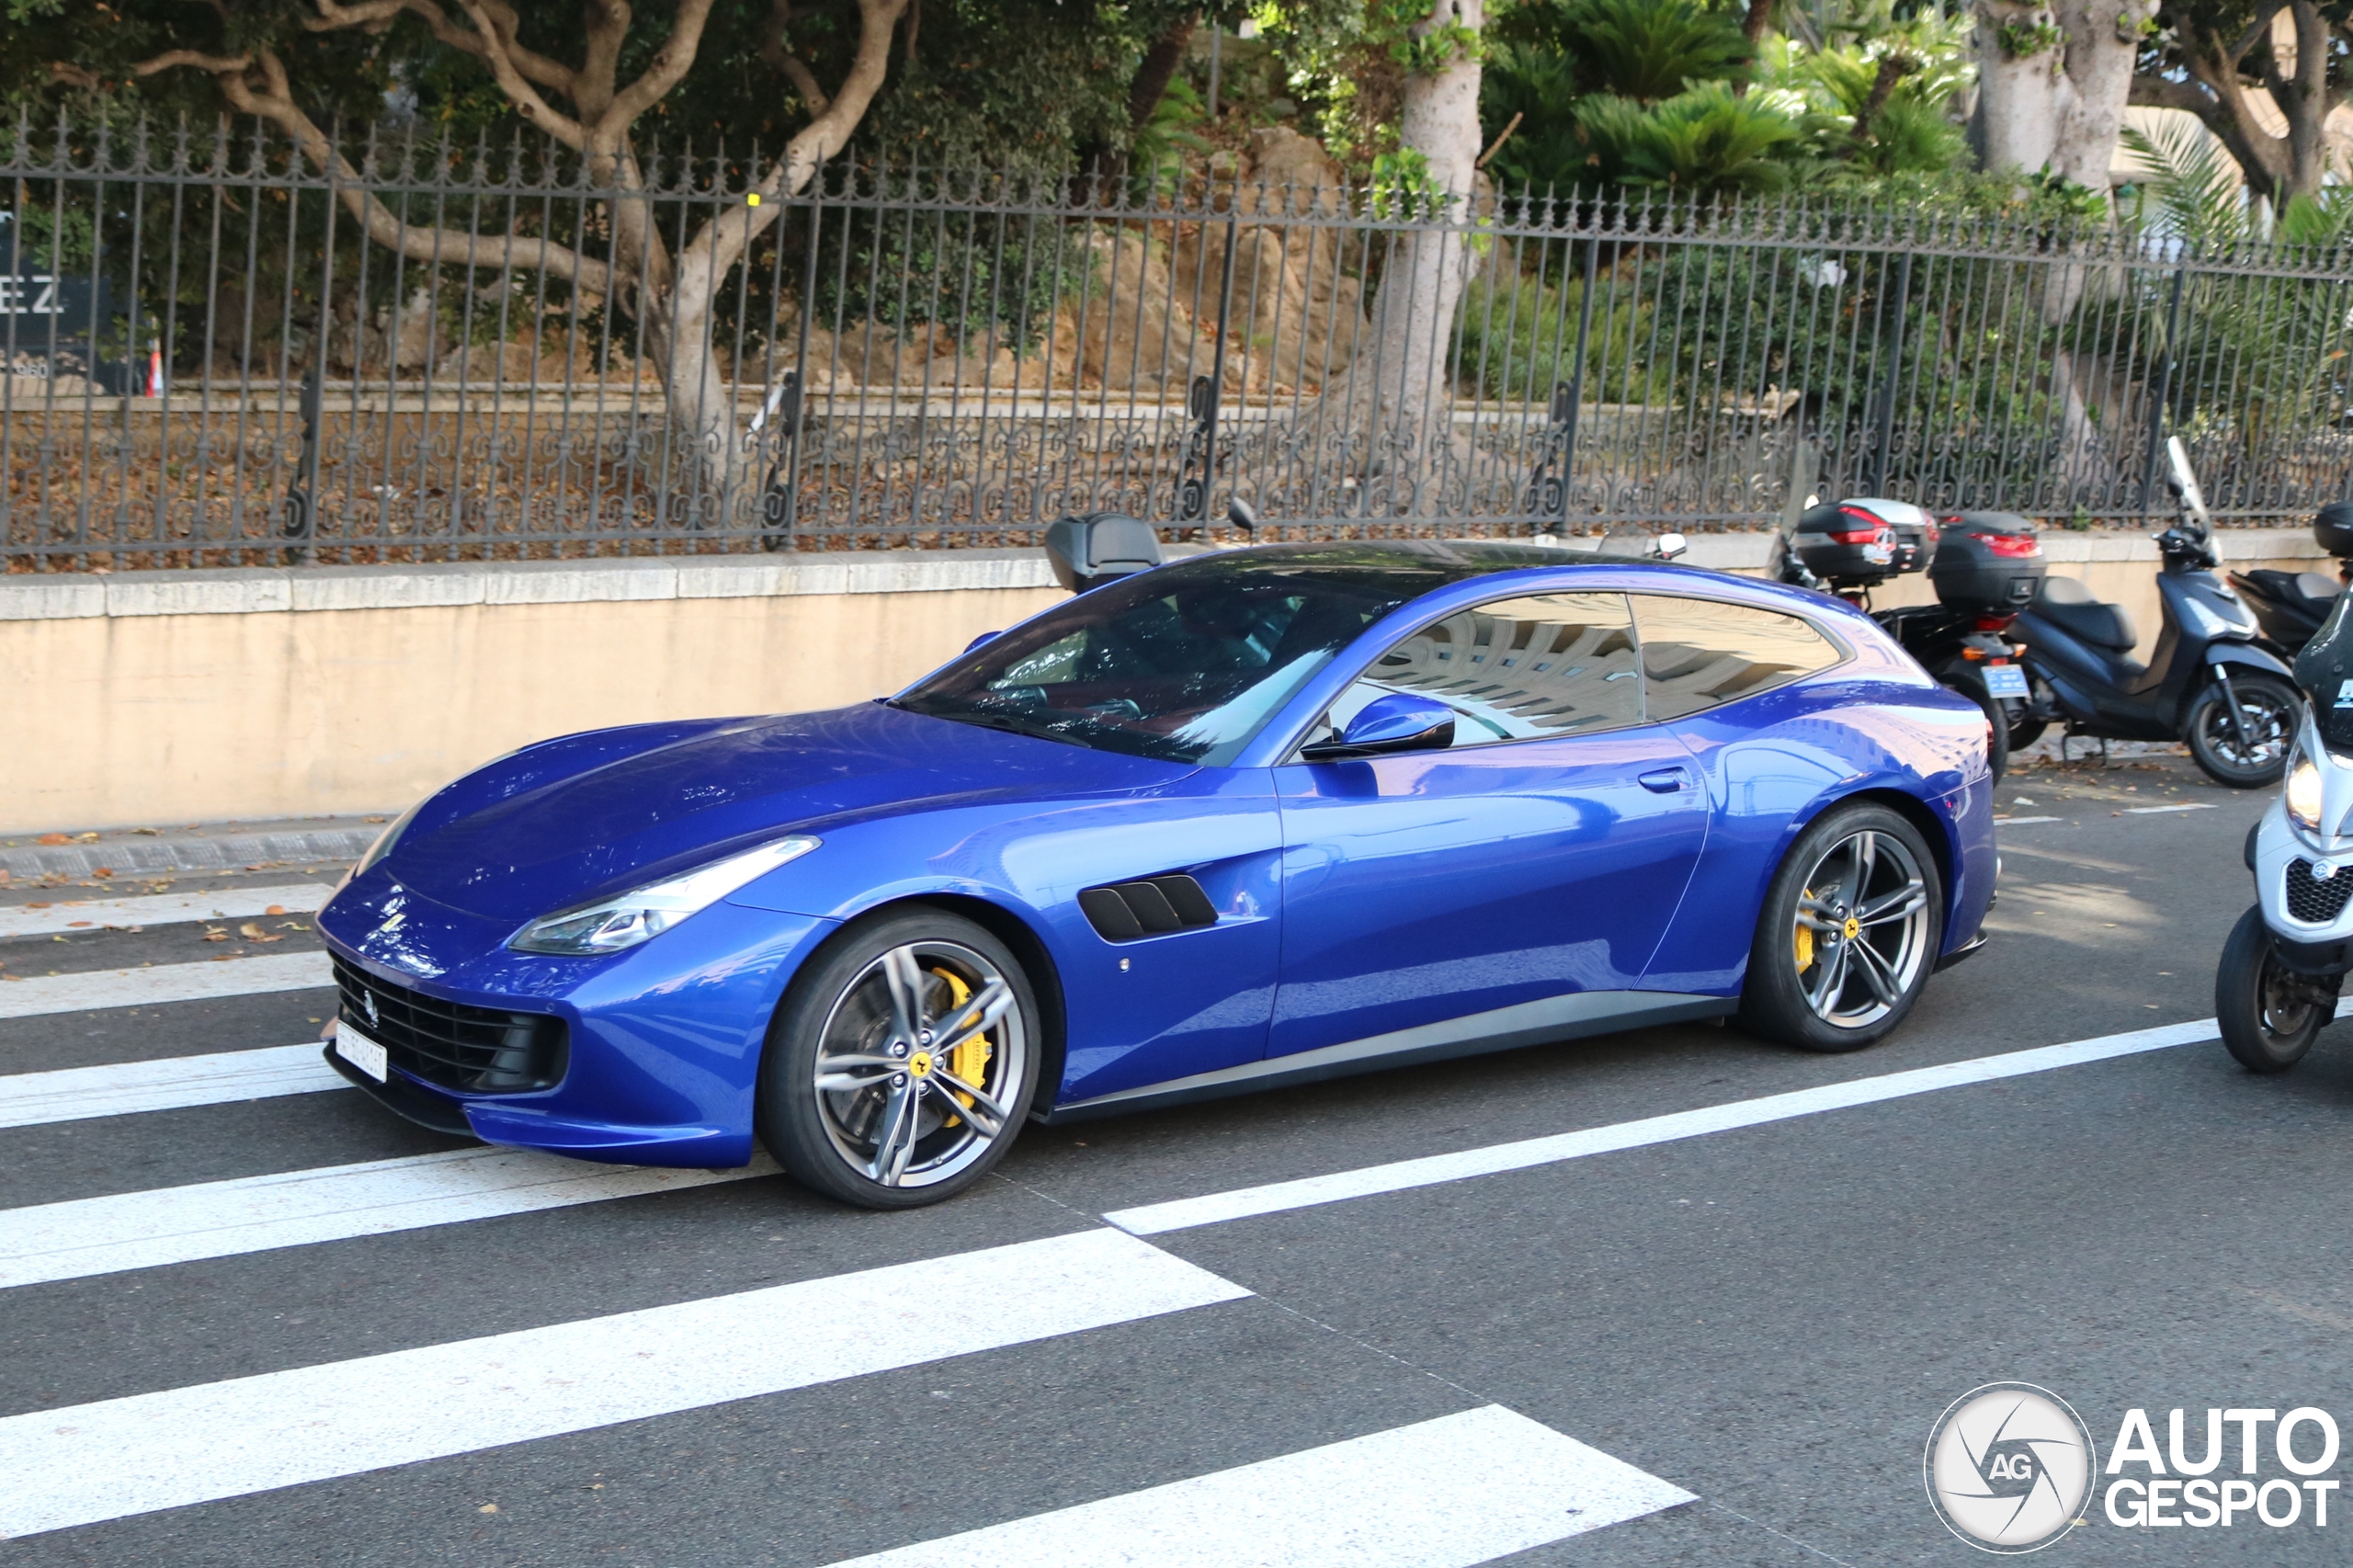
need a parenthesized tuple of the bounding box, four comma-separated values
(2010, 439, 2299, 788)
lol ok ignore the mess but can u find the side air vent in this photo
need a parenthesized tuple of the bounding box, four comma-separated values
(1078, 874, 1220, 942)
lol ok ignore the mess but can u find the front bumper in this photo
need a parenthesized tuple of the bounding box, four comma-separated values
(318, 873, 837, 1166)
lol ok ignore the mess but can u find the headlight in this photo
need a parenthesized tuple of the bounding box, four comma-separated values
(2288, 755, 2325, 830)
(508, 836, 821, 955)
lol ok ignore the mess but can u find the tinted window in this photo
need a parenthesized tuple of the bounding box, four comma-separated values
(893, 554, 1431, 765)
(1633, 595, 1839, 721)
(1320, 592, 1643, 748)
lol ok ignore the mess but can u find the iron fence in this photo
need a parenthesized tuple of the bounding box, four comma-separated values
(7, 112, 2353, 571)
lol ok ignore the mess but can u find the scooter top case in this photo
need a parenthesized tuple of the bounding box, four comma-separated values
(1792, 497, 1936, 587)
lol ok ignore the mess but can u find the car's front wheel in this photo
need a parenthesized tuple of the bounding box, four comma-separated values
(758, 908, 1040, 1209)
(1738, 802, 1944, 1052)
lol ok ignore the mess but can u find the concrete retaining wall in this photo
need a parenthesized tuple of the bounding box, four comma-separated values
(0, 528, 2329, 835)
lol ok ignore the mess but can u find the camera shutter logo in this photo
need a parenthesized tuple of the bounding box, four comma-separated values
(1925, 1382, 2097, 1553)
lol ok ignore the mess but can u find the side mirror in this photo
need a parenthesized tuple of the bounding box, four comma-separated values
(1299, 692, 1457, 761)
(1653, 532, 1688, 561)
(963, 631, 1000, 653)
(1227, 496, 1259, 534)
(1044, 512, 1162, 593)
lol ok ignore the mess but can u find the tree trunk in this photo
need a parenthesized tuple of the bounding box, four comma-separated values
(1362, 0, 1484, 499)
(2048, 0, 2139, 191)
(1131, 12, 1200, 131)
(1978, 2, 2064, 174)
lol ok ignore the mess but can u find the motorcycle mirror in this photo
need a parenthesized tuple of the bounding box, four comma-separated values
(1653, 532, 1688, 561)
(1226, 496, 1258, 534)
(2166, 436, 2212, 532)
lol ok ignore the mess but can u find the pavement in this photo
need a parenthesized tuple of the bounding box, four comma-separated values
(1, 750, 2347, 1566)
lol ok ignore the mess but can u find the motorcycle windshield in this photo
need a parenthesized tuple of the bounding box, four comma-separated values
(2294, 592, 2353, 750)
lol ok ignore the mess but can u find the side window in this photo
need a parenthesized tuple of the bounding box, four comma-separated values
(1631, 594, 1840, 722)
(1321, 591, 1643, 748)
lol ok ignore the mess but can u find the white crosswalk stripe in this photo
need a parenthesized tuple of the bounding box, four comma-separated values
(0, 883, 335, 939)
(0, 950, 333, 1018)
(829, 1405, 1694, 1568)
(0, 1228, 1253, 1540)
(1105, 1017, 2229, 1235)
(0, 1042, 343, 1129)
(0, 1144, 775, 1288)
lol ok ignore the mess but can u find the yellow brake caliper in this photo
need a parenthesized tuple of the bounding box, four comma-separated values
(1794, 890, 1815, 974)
(929, 969, 993, 1127)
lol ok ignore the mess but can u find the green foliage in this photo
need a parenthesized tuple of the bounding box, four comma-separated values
(807, 196, 1074, 355)
(1575, 82, 1805, 197)
(1500, 0, 1755, 104)
(1453, 269, 1668, 403)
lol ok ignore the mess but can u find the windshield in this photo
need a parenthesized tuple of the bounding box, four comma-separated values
(894, 551, 1447, 765)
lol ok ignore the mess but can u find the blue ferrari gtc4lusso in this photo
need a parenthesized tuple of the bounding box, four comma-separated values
(319, 541, 1995, 1208)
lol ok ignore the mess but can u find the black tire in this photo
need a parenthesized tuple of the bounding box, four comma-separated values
(1738, 802, 1946, 1052)
(757, 907, 1041, 1210)
(1944, 671, 2010, 783)
(2185, 672, 2298, 788)
(2006, 713, 2047, 754)
(2215, 904, 2335, 1074)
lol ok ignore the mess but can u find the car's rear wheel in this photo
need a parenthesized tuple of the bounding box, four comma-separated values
(1738, 803, 1944, 1052)
(758, 908, 1040, 1210)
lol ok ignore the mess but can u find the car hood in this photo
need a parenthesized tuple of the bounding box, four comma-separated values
(383, 702, 1191, 922)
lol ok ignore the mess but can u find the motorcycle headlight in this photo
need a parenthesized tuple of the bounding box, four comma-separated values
(508, 836, 820, 956)
(2288, 755, 2325, 831)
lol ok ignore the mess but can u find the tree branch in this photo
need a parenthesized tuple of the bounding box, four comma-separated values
(761, 0, 832, 114)
(451, 0, 589, 150)
(676, 0, 906, 313)
(1127, 10, 1198, 133)
(307, 1, 577, 96)
(139, 46, 610, 293)
(595, 0, 716, 149)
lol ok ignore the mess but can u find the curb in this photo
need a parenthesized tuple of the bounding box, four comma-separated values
(0, 826, 378, 881)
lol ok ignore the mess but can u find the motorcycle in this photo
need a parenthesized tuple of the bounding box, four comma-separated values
(1772, 497, 2040, 781)
(2215, 589, 2353, 1072)
(2008, 438, 2298, 789)
(2227, 498, 2353, 657)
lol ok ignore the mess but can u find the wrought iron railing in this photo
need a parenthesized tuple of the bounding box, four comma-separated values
(6, 112, 2353, 571)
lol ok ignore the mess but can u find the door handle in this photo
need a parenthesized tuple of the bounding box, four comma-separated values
(1638, 767, 1688, 793)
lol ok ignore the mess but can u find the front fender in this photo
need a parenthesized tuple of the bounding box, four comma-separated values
(2206, 640, 2295, 679)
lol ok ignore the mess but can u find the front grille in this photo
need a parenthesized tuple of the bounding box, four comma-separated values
(2285, 860, 2353, 926)
(332, 955, 568, 1094)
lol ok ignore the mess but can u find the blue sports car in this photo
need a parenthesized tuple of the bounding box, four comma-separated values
(318, 542, 1995, 1208)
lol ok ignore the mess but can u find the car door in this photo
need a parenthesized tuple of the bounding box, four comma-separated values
(1631, 590, 1854, 993)
(1269, 589, 1713, 1062)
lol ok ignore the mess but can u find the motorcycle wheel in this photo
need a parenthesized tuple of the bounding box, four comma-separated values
(2215, 904, 2336, 1074)
(2006, 714, 2047, 753)
(1943, 671, 2009, 783)
(2185, 673, 2298, 788)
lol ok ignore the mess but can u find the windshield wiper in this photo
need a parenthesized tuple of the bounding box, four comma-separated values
(891, 700, 1089, 748)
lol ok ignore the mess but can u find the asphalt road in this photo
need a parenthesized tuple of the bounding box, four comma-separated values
(2, 750, 2347, 1567)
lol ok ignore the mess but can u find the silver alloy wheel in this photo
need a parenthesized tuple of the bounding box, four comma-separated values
(811, 938, 1028, 1189)
(2256, 947, 2327, 1042)
(1792, 828, 1933, 1030)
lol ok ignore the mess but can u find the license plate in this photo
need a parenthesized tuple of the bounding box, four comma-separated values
(1983, 665, 2029, 699)
(335, 1021, 389, 1083)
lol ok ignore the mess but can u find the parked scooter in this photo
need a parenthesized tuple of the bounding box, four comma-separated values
(1773, 497, 2040, 781)
(2227, 498, 2353, 656)
(2008, 438, 2298, 788)
(2215, 591, 2353, 1071)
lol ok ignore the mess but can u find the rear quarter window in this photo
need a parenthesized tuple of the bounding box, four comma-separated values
(1632, 594, 1843, 722)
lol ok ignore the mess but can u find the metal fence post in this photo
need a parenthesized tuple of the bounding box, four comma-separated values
(2139, 263, 2189, 522)
(1176, 205, 1239, 529)
(1870, 250, 1912, 497)
(279, 367, 321, 558)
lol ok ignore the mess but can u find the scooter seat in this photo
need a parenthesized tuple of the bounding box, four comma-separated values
(2240, 566, 2341, 608)
(2030, 575, 2137, 652)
